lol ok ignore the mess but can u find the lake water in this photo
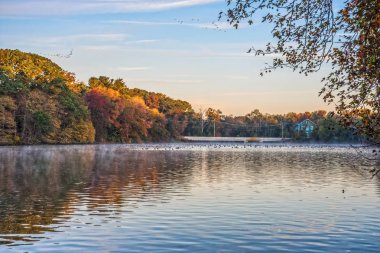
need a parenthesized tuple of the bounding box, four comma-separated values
(0, 143, 379, 252)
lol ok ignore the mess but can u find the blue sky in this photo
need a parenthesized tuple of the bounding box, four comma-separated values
(0, 0, 332, 115)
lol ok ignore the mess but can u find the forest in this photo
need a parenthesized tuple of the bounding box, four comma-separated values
(0, 49, 361, 145)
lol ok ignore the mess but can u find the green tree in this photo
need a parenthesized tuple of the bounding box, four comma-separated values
(318, 115, 360, 142)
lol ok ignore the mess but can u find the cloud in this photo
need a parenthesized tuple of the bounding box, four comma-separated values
(107, 20, 241, 30)
(9, 33, 128, 45)
(224, 75, 249, 80)
(197, 21, 248, 30)
(220, 90, 319, 97)
(0, 33, 129, 49)
(77, 33, 129, 41)
(0, 0, 222, 16)
(108, 20, 178, 26)
(116, 66, 151, 71)
(80, 45, 121, 51)
(128, 78, 204, 85)
(124, 39, 159, 45)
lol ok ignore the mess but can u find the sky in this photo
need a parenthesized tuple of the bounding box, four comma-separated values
(0, 0, 333, 115)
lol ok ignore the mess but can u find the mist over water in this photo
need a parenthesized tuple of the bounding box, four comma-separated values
(0, 143, 379, 252)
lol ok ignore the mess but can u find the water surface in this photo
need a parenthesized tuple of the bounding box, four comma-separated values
(0, 143, 379, 252)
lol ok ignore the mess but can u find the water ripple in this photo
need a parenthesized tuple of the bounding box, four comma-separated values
(0, 143, 379, 252)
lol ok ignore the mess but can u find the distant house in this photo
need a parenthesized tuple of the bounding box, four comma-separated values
(295, 119, 316, 138)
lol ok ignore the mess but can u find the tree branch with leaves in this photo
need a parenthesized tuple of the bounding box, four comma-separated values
(220, 0, 380, 143)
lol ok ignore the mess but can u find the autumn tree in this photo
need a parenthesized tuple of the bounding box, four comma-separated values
(0, 49, 85, 93)
(85, 86, 123, 142)
(221, 0, 380, 142)
(89, 76, 127, 94)
(0, 50, 95, 144)
(148, 113, 170, 142)
(0, 96, 17, 144)
(85, 81, 169, 143)
(118, 97, 154, 143)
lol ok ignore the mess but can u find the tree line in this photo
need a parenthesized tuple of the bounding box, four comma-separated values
(192, 109, 360, 142)
(0, 49, 363, 145)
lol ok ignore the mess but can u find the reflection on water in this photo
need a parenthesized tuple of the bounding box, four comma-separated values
(0, 144, 379, 252)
